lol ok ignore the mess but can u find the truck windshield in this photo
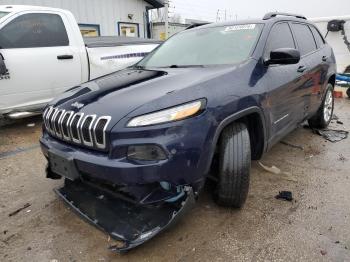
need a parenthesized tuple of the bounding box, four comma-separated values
(138, 24, 263, 68)
(0, 11, 10, 19)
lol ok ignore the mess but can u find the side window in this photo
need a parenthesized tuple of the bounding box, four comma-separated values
(291, 23, 317, 56)
(310, 25, 325, 48)
(0, 13, 69, 49)
(265, 22, 295, 57)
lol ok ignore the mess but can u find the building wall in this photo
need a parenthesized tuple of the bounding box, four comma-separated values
(151, 22, 188, 40)
(3, 0, 152, 37)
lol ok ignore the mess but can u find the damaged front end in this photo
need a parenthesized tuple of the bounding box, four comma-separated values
(55, 179, 195, 252)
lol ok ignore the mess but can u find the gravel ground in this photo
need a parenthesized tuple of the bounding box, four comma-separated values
(0, 99, 349, 262)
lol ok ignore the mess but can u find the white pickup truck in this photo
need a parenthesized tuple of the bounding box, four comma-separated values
(0, 5, 160, 119)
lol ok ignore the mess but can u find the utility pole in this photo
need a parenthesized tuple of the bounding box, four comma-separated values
(216, 9, 220, 22)
(164, 0, 169, 39)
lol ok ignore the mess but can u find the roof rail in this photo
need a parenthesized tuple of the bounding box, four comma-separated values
(263, 12, 307, 20)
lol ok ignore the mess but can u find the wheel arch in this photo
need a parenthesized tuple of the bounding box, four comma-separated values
(205, 106, 267, 174)
(328, 74, 336, 87)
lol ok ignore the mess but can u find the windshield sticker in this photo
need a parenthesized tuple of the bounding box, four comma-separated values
(224, 24, 256, 32)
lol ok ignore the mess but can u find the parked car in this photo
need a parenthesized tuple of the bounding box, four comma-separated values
(0, 5, 160, 119)
(40, 12, 336, 252)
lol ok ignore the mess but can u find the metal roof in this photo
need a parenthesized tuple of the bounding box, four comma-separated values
(84, 36, 162, 48)
(145, 0, 164, 8)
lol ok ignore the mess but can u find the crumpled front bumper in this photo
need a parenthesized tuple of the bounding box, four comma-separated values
(55, 179, 195, 252)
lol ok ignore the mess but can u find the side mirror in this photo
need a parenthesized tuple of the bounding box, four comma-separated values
(0, 54, 7, 75)
(265, 48, 300, 65)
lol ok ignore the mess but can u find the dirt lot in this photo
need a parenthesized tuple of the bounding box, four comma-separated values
(0, 99, 350, 262)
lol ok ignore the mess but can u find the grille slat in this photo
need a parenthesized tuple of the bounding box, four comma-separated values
(81, 115, 96, 146)
(44, 107, 110, 150)
(70, 113, 83, 143)
(61, 111, 73, 140)
(93, 116, 111, 149)
(49, 109, 58, 134)
(54, 110, 64, 137)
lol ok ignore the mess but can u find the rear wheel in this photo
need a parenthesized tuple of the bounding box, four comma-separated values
(214, 122, 251, 208)
(308, 84, 334, 129)
(347, 87, 350, 98)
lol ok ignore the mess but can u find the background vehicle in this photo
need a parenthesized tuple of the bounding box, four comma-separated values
(0, 5, 160, 119)
(40, 12, 336, 252)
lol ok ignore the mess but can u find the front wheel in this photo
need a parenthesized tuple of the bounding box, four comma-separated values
(308, 84, 334, 129)
(214, 122, 251, 208)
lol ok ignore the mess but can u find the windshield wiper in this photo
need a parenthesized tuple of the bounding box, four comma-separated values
(134, 65, 144, 69)
(167, 65, 204, 68)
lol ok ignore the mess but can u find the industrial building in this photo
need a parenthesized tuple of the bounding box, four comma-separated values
(3, 0, 164, 38)
(150, 19, 209, 40)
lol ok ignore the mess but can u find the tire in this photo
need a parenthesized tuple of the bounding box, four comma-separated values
(347, 87, 350, 98)
(308, 84, 334, 129)
(214, 122, 251, 208)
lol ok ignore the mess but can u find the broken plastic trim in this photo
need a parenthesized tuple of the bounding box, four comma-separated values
(54, 180, 195, 252)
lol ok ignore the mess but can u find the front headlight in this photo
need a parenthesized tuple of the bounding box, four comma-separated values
(127, 100, 204, 127)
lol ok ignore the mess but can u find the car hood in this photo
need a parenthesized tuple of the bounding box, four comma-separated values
(50, 62, 252, 126)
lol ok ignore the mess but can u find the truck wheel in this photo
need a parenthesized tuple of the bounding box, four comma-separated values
(347, 87, 350, 98)
(214, 122, 251, 208)
(308, 84, 334, 129)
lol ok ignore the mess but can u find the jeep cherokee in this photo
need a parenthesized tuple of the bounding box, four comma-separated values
(40, 12, 336, 252)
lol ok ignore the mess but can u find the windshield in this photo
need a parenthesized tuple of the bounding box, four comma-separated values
(139, 24, 263, 68)
(0, 11, 10, 19)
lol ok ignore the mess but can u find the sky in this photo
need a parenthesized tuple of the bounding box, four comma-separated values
(169, 0, 350, 22)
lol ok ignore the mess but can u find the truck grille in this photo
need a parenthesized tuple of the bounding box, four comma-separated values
(43, 106, 111, 150)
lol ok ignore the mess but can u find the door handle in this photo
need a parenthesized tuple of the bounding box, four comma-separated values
(322, 56, 328, 62)
(0, 53, 7, 75)
(57, 55, 74, 60)
(297, 65, 307, 73)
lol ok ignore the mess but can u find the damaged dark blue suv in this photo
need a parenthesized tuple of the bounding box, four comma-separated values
(40, 12, 336, 252)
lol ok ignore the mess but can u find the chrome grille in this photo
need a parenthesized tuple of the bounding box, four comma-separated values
(93, 116, 112, 149)
(70, 113, 84, 143)
(81, 114, 96, 147)
(43, 106, 111, 150)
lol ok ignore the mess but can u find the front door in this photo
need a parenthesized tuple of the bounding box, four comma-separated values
(0, 11, 82, 114)
(262, 22, 308, 145)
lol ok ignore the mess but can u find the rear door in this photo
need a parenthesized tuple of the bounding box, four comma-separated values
(0, 11, 82, 113)
(263, 22, 307, 145)
(309, 25, 329, 114)
(290, 23, 322, 117)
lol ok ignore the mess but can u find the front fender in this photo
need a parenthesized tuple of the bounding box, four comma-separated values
(204, 106, 267, 174)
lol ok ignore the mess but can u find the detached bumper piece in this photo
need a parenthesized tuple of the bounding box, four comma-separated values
(55, 180, 195, 252)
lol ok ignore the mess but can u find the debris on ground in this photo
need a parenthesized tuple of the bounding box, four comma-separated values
(336, 120, 344, 125)
(26, 123, 35, 127)
(275, 191, 293, 202)
(335, 241, 340, 244)
(259, 162, 281, 175)
(339, 154, 347, 162)
(320, 250, 327, 256)
(313, 129, 349, 143)
(258, 162, 297, 182)
(8, 203, 31, 217)
(280, 141, 304, 150)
